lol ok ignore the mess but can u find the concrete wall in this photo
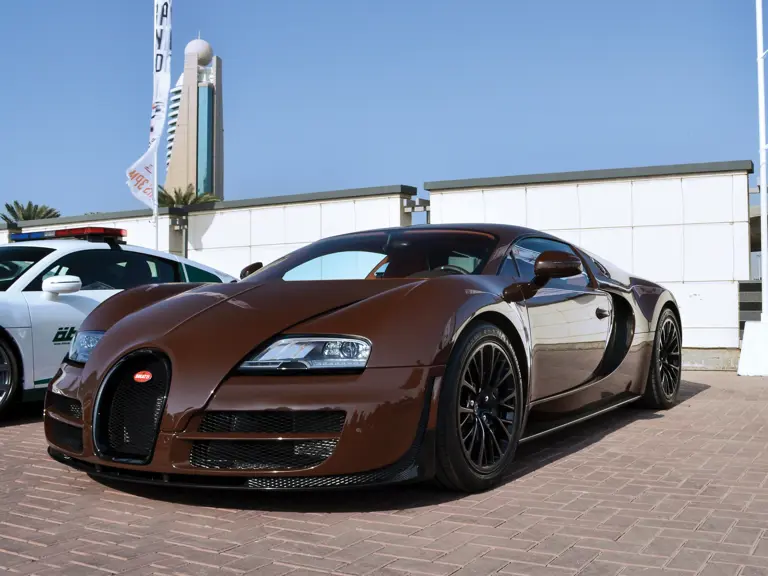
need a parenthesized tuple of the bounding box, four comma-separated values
(184, 187, 415, 277)
(4, 162, 753, 365)
(426, 162, 753, 353)
(5, 185, 417, 280)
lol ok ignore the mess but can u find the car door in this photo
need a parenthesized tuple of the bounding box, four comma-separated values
(22, 248, 181, 387)
(501, 237, 613, 400)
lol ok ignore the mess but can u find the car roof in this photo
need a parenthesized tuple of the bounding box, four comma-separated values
(1, 238, 170, 256)
(0, 239, 235, 279)
(327, 223, 555, 246)
(1, 239, 102, 251)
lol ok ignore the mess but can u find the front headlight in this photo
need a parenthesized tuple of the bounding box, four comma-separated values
(68, 330, 105, 364)
(239, 336, 372, 372)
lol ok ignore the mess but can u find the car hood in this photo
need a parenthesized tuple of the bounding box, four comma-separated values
(83, 279, 422, 430)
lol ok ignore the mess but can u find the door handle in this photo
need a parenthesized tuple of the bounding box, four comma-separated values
(595, 307, 610, 320)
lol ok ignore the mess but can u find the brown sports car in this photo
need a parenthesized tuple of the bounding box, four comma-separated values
(44, 224, 682, 493)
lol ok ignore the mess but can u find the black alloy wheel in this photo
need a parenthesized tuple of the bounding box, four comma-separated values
(643, 308, 682, 410)
(458, 341, 517, 471)
(435, 321, 523, 493)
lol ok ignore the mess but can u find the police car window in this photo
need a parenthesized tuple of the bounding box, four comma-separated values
(25, 250, 180, 291)
(0, 246, 54, 291)
(185, 264, 222, 283)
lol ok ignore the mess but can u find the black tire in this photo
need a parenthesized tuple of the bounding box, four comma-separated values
(642, 308, 682, 410)
(435, 321, 524, 493)
(0, 336, 21, 419)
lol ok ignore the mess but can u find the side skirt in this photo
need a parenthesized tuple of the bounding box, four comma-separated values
(520, 393, 641, 444)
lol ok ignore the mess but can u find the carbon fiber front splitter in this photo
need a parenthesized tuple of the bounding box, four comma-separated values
(49, 427, 435, 491)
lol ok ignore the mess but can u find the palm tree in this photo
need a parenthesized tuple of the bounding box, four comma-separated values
(2, 201, 60, 225)
(158, 184, 218, 208)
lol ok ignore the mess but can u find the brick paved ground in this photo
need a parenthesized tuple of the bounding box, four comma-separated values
(2, 372, 768, 575)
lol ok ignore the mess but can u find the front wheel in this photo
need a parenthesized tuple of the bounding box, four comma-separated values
(0, 337, 21, 419)
(435, 322, 524, 493)
(642, 308, 682, 410)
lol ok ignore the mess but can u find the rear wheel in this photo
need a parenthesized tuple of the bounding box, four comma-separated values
(435, 322, 524, 493)
(643, 308, 681, 410)
(0, 337, 21, 418)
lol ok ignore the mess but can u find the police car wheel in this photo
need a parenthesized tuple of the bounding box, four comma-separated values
(0, 337, 20, 416)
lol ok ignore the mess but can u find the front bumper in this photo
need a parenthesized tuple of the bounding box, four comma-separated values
(45, 363, 443, 490)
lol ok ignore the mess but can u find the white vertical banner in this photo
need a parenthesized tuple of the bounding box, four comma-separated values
(125, 0, 173, 210)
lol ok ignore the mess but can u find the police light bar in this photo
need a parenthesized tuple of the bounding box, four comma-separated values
(9, 227, 127, 242)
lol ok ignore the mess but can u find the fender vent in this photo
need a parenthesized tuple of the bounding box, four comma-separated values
(47, 393, 83, 421)
(45, 418, 83, 454)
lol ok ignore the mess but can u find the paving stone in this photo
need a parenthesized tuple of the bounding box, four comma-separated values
(1, 373, 766, 575)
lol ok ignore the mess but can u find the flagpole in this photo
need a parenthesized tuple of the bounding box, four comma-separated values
(153, 147, 159, 250)
(152, 0, 160, 252)
(738, 0, 768, 375)
(758, 0, 768, 317)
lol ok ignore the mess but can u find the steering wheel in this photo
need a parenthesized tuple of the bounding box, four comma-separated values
(0, 262, 19, 280)
(436, 264, 469, 275)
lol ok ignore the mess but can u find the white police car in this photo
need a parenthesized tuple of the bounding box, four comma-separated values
(0, 226, 235, 416)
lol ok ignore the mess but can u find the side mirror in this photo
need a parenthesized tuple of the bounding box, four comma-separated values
(240, 262, 263, 280)
(533, 251, 583, 280)
(42, 275, 82, 298)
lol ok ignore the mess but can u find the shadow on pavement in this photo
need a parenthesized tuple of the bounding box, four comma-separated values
(92, 380, 709, 512)
(1, 401, 43, 428)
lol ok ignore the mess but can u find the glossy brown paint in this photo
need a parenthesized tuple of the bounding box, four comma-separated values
(45, 223, 679, 488)
(533, 250, 584, 278)
(47, 361, 442, 475)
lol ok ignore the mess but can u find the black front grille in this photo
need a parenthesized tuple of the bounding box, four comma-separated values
(199, 411, 345, 434)
(93, 351, 170, 463)
(47, 418, 83, 453)
(47, 393, 83, 421)
(189, 439, 337, 470)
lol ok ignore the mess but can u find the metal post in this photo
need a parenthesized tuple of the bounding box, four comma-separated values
(759, 0, 768, 320)
(738, 1, 768, 375)
(153, 148, 160, 250)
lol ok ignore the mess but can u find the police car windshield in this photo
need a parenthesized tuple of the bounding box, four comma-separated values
(0, 246, 53, 291)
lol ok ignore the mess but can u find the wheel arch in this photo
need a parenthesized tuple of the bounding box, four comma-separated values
(461, 311, 530, 408)
(658, 298, 683, 351)
(647, 289, 682, 334)
(0, 326, 24, 390)
(662, 300, 682, 331)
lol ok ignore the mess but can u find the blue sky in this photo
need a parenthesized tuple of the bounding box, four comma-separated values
(0, 0, 759, 216)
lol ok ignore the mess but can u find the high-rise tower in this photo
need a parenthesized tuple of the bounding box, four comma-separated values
(165, 38, 224, 199)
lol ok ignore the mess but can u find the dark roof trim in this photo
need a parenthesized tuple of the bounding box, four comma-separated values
(12, 185, 418, 228)
(14, 207, 186, 229)
(424, 160, 755, 192)
(184, 184, 417, 213)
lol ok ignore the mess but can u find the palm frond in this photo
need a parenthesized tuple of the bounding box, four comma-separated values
(1, 201, 60, 223)
(158, 184, 219, 208)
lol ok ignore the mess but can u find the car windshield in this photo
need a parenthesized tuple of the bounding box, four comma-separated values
(0, 246, 54, 291)
(246, 229, 498, 282)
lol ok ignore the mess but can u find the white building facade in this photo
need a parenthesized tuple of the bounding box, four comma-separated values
(427, 161, 753, 368)
(0, 161, 755, 369)
(2, 185, 418, 279)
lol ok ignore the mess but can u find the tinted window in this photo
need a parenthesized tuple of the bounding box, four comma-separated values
(25, 249, 180, 291)
(505, 237, 588, 288)
(185, 264, 222, 283)
(0, 246, 54, 291)
(277, 229, 496, 281)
